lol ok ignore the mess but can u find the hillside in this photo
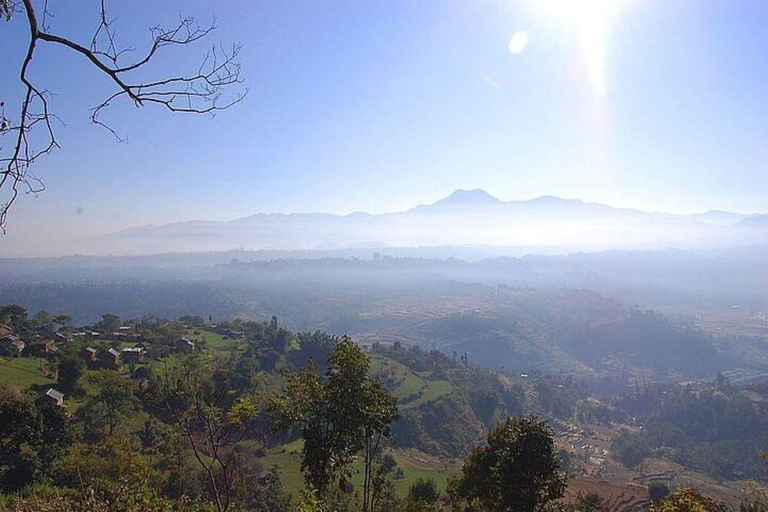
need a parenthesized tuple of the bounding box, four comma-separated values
(1, 310, 766, 510)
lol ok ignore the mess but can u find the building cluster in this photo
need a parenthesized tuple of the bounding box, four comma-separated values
(0, 324, 70, 357)
(2, 321, 199, 409)
(79, 345, 150, 370)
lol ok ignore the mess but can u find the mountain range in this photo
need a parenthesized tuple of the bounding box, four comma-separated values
(53, 190, 768, 255)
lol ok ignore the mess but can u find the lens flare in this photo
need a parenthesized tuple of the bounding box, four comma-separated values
(508, 30, 530, 55)
(539, 0, 621, 94)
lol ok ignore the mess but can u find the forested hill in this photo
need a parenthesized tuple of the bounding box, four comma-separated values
(1, 307, 767, 511)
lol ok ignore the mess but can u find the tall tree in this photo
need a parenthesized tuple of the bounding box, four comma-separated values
(360, 377, 399, 512)
(270, 335, 399, 507)
(449, 415, 566, 512)
(79, 370, 138, 438)
(57, 352, 85, 395)
(164, 357, 259, 512)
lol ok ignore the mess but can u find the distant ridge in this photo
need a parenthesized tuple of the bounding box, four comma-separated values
(21, 189, 768, 257)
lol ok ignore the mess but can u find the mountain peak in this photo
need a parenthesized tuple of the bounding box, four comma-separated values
(434, 189, 502, 206)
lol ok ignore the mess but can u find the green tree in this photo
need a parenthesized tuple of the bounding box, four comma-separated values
(53, 434, 156, 493)
(450, 415, 566, 512)
(31, 309, 52, 328)
(0, 384, 72, 490)
(0, 304, 27, 331)
(165, 358, 260, 512)
(52, 314, 72, 330)
(270, 336, 399, 506)
(57, 352, 85, 395)
(79, 371, 138, 438)
(98, 313, 122, 333)
(571, 492, 609, 512)
(649, 482, 671, 502)
(409, 478, 441, 505)
(650, 488, 729, 512)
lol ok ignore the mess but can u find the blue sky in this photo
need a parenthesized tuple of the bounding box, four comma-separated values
(1, 0, 768, 246)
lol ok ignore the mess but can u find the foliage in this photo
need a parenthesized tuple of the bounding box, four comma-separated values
(2, 482, 217, 511)
(0, 304, 27, 331)
(449, 415, 566, 512)
(650, 487, 729, 512)
(570, 492, 609, 512)
(611, 380, 768, 481)
(408, 478, 441, 505)
(78, 371, 138, 439)
(0, 385, 72, 490)
(56, 352, 85, 395)
(53, 434, 155, 491)
(164, 357, 261, 512)
(98, 314, 122, 334)
(611, 428, 650, 469)
(270, 335, 399, 501)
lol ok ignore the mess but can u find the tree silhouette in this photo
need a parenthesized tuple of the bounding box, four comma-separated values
(0, 0, 245, 229)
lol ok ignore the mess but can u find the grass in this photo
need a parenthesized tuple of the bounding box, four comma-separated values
(370, 355, 423, 397)
(185, 330, 246, 360)
(369, 354, 454, 410)
(0, 356, 55, 388)
(260, 439, 457, 498)
(406, 379, 453, 409)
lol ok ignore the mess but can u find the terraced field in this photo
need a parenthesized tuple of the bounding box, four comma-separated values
(567, 478, 649, 512)
(369, 354, 453, 409)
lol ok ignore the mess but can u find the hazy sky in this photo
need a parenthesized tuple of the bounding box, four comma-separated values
(1, 0, 768, 247)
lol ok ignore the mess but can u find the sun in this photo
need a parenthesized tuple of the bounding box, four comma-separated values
(538, 0, 622, 94)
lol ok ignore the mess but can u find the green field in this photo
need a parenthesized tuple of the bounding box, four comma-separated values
(185, 330, 246, 360)
(0, 357, 55, 388)
(370, 355, 453, 410)
(260, 439, 456, 498)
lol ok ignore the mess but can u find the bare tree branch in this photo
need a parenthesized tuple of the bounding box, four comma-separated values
(0, 0, 246, 231)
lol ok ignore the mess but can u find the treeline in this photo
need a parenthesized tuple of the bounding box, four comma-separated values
(611, 376, 768, 481)
(0, 309, 603, 512)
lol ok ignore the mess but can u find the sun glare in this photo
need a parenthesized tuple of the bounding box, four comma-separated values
(539, 0, 621, 94)
(508, 30, 530, 54)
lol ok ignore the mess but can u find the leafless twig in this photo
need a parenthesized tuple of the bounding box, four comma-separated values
(0, 0, 246, 231)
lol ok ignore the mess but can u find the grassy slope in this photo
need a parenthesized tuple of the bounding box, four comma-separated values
(369, 354, 453, 410)
(186, 329, 247, 361)
(262, 354, 459, 498)
(0, 356, 55, 388)
(0, 334, 458, 498)
(261, 440, 456, 498)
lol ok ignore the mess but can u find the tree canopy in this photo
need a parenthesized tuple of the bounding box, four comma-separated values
(449, 415, 566, 512)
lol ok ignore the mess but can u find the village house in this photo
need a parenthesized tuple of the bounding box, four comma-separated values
(0, 335, 25, 357)
(42, 388, 65, 407)
(81, 346, 98, 367)
(0, 324, 13, 338)
(175, 337, 196, 354)
(99, 348, 122, 370)
(121, 346, 145, 363)
(53, 332, 70, 345)
(28, 339, 58, 356)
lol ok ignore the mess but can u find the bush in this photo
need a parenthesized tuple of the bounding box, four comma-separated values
(409, 478, 440, 504)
